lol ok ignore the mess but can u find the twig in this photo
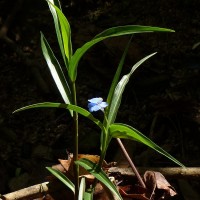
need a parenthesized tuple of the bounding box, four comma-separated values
(108, 167, 200, 180)
(1, 182, 49, 200)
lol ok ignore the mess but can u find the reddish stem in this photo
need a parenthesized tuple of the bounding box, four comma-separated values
(116, 138, 146, 188)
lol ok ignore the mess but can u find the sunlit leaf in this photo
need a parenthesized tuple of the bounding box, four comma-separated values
(46, 167, 75, 193)
(41, 33, 72, 116)
(109, 123, 185, 167)
(13, 102, 105, 131)
(46, 0, 67, 66)
(69, 26, 174, 81)
(78, 177, 86, 200)
(75, 158, 123, 200)
(94, 25, 174, 39)
(106, 36, 132, 106)
(47, 0, 72, 66)
(107, 52, 156, 125)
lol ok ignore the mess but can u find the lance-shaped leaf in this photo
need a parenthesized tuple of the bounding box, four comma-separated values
(13, 102, 104, 131)
(76, 158, 123, 200)
(69, 26, 174, 82)
(106, 36, 132, 106)
(47, 0, 66, 65)
(107, 52, 156, 126)
(41, 33, 72, 115)
(46, 167, 75, 193)
(109, 123, 185, 167)
(47, 0, 72, 66)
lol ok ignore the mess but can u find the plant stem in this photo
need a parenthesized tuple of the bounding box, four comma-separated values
(116, 138, 146, 189)
(98, 114, 109, 168)
(72, 82, 79, 199)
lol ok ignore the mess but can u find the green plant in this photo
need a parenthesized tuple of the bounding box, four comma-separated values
(14, 0, 185, 199)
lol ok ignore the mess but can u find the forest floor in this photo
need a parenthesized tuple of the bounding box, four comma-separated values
(0, 0, 200, 199)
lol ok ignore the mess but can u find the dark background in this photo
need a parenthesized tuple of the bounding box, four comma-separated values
(0, 0, 200, 198)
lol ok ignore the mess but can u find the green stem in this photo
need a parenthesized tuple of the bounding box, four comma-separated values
(98, 114, 109, 169)
(72, 82, 79, 199)
(100, 113, 146, 188)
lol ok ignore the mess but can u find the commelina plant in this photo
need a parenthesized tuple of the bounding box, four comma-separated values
(14, 0, 185, 199)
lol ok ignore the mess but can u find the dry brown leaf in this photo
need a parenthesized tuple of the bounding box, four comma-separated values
(58, 158, 72, 171)
(144, 171, 177, 200)
(78, 154, 100, 163)
(154, 172, 177, 196)
(144, 171, 157, 199)
(52, 163, 65, 173)
(118, 185, 149, 200)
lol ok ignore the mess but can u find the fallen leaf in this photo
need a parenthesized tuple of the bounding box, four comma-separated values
(155, 172, 177, 196)
(118, 185, 149, 200)
(58, 158, 72, 172)
(144, 171, 177, 199)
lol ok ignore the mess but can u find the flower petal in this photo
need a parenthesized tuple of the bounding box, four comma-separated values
(89, 105, 101, 112)
(88, 97, 103, 104)
(100, 102, 108, 108)
(88, 102, 96, 109)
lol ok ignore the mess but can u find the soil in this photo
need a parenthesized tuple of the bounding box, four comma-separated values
(0, 0, 200, 198)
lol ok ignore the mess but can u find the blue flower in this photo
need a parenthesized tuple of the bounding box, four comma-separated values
(88, 97, 108, 112)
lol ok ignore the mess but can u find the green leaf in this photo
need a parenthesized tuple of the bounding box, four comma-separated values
(75, 158, 123, 200)
(13, 102, 105, 131)
(41, 33, 72, 116)
(47, 0, 66, 65)
(109, 123, 185, 167)
(46, 167, 75, 193)
(79, 177, 86, 200)
(94, 25, 174, 38)
(106, 36, 132, 106)
(107, 52, 156, 125)
(69, 25, 174, 81)
(47, 0, 72, 66)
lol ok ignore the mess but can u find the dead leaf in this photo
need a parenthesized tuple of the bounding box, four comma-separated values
(154, 172, 177, 196)
(58, 158, 72, 172)
(144, 171, 177, 200)
(118, 185, 149, 200)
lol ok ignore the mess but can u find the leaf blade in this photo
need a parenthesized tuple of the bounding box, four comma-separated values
(13, 102, 104, 131)
(94, 25, 174, 39)
(107, 52, 156, 125)
(69, 25, 174, 81)
(47, 0, 72, 66)
(76, 158, 123, 200)
(46, 167, 75, 193)
(106, 36, 132, 106)
(41, 33, 72, 116)
(109, 123, 185, 167)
